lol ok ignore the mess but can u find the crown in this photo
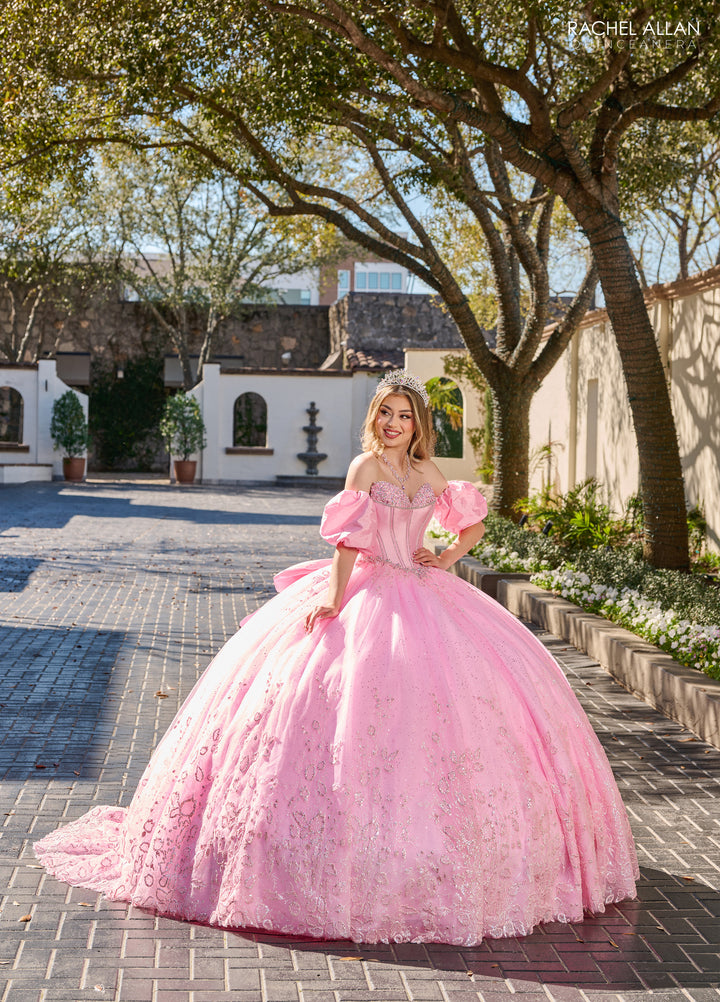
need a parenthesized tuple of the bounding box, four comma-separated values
(375, 369, 429, 407)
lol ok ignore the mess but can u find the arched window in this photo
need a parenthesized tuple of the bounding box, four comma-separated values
(428, 378, 463, 459)
(233, 392, 268, 448)
(0, 387, 23, 444)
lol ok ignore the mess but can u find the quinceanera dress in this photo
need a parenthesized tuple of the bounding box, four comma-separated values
(35, 480, 638, 945)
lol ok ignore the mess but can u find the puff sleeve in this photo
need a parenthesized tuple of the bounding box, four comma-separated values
(320, 490, 377, 554)
(433, 481, 488, 534)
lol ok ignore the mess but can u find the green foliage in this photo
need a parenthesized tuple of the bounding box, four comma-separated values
(515, 479, 620, 549)
(687, 503, 707, 560)
(441, 355, 494, 479)
(571, 548, 720, 629)
(481, 512, 567, 567)
(50, 390, 89, 457)
(233, 391, 267, 447)
(89, 355, 166, 470)
(623, 492, 645, 534)
(159, 392, 206, 461)
(426, 376, 463, 458)
(442, 509, 720, 677)
(0, 175, 104, 362)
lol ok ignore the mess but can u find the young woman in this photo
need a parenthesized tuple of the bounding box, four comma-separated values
(35, 370, 638, 946)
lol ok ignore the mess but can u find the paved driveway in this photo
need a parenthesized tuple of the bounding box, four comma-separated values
(0, 480, 718, 1002)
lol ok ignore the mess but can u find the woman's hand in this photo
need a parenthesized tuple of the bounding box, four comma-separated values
(412, 547, 449, 570)
(305, 603, 340, 633)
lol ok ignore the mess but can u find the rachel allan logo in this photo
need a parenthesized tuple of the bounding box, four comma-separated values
(567, 18, 701, 48)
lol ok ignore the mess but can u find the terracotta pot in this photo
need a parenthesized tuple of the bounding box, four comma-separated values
(174, 460, 197, 484)
(63, 457, 86, 482)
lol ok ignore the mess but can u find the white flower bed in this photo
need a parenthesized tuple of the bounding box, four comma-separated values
(428, 519, 549, 573)
(530, 568, 720, 679)
(428, 520, 720, 678)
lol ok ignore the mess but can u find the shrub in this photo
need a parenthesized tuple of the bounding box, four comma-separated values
(159, 392, 206, 461)
(50, 391, 90, 457)
(428, 505, 720, 678)
(515, 478, 621, 549)
(89, 355, 166, 470)
(532, 565, 720, 680)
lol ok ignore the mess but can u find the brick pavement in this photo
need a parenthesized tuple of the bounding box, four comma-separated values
(0, 480, 718, 1002)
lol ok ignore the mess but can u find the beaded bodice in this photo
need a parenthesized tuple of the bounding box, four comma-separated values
(364, 480, 436, 571)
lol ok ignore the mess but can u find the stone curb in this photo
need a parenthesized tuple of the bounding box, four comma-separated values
(438, 546, 720, 750)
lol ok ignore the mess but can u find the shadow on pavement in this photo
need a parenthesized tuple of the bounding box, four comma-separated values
(0, 556, 44, 592)
(0, 623, 124, 780)
(0, 481, 328, 532)
(0, 488, 323, 531)
(230, 865, 720, 992)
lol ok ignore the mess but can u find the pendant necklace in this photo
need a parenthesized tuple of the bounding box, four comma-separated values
(380, 451, 411, 487)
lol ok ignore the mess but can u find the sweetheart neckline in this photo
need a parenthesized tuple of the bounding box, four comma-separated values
(369, 480, 437, 506)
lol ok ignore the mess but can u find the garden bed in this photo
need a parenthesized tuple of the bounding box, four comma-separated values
(429, 510, 720, 682)
(433, 544, 720, 750)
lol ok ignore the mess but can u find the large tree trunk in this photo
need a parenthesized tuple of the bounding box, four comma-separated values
(580, 214, 689, 570)
(489, 376, 532, 519)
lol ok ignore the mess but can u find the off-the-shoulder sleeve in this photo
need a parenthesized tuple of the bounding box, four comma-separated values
(433, 480, 488, 533)
(320, 490, 377, 553)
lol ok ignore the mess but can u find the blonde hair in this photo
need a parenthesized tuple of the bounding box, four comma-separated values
(361, 384, 435, 462)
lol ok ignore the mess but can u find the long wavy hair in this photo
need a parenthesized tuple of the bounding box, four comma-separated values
(361, 383, 435, 463)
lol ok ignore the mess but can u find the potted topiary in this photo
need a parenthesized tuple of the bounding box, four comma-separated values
(50, 390, 90, 482)
(159, 392, 207, 484)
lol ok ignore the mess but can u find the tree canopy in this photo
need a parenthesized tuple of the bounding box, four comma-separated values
(2, 0, 719, 565)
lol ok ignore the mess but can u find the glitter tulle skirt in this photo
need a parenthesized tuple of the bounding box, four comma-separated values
(34, 572, 638, 943)
(35, 484, 638, 944)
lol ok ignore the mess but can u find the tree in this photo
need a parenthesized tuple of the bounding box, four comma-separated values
(0, 1, 598, 517)
(81, 149, 335, 389)
(233, 1, 714, 571)
(3, 1, 718, 566)
(623, 125, 720, 285)
(0, 181, 95, 362)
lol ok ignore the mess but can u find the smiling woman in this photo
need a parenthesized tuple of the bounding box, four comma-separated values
(34, 368, 638, 946)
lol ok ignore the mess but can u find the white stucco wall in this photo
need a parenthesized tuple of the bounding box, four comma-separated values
(403, 348, 483, 481)
(190, 366, 378, 483)
(528, 269, 720, 553)
(669, 284, 720, 552)
(0, 365, 39, 462)
(0, 361, 88, 480)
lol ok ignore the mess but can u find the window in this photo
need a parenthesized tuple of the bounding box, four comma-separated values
(337, 270, 350, 292)
(233, 392, 268, 448)
(430, 379, 463, 459)
(354, 268, 404, 292)
(0, 387, 23, 444)
(300, 290, 311, 305)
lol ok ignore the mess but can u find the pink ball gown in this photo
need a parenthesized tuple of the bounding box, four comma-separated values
(34, 480, 638, 945)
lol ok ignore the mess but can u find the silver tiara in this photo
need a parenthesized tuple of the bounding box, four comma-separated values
(375, 369, 429, 406)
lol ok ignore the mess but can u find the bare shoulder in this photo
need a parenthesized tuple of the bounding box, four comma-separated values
(415, 458, 448, 495)
(345, 452, 380, 492)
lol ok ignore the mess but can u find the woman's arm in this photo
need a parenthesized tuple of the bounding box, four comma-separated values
(305, 544, 358, 632)
(414, 521, 486, 571)
(305, 454, 375, 634)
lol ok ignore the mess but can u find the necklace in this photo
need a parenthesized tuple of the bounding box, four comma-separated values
(380, 451, 411, 487)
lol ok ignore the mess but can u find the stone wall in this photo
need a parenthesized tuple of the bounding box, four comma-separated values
(3, 279, 460, 379)
(216, 306, 329, 368)
(329, 292, 465, 354)
(1, 283, 331, 374)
